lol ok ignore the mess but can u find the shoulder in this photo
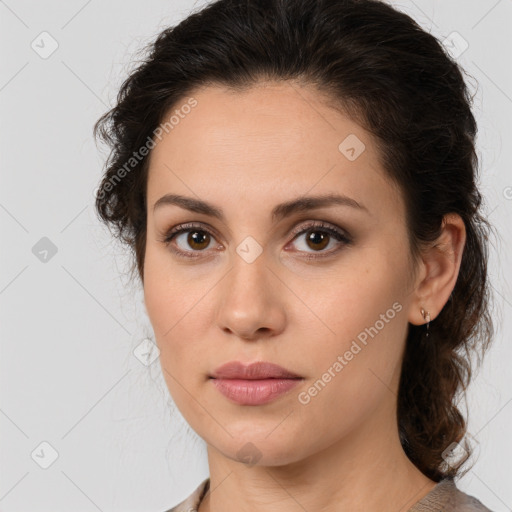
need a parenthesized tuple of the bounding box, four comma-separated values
(163, 478, 210, 512)
(450, 486, 493, 512)
(410, 477, 493, 512)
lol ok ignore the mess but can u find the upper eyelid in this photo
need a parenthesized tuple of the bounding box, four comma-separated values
(289, 220, 348, 237)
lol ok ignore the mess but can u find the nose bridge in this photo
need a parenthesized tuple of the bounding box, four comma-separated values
(226, 242, 271, 304)
(215, 241, 286, 338)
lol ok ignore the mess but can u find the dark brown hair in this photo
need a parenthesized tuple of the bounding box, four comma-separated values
(93, 0, 493, 482)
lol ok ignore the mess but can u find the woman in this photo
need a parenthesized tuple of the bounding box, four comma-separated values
(93, 0, 495, 510)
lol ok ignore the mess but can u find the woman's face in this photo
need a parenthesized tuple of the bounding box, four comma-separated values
(143, 82, 418, 466)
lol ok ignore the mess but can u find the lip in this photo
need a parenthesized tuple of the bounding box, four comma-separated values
(210, 361, 302, 380)
(209, 361, 303, 405)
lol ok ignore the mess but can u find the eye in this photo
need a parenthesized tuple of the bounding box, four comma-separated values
(158, 220, 352, 260)
(286, 221, 352, 259)
(159, 222, 220, 259)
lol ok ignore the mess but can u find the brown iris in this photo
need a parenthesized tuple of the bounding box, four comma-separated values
(187, 230, 211, 250)
(305, 230, 329, 251)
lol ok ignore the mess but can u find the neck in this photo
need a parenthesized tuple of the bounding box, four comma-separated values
(199, 408, 437, 512)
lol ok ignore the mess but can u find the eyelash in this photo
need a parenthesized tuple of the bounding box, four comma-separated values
(158, 221, 352, 260)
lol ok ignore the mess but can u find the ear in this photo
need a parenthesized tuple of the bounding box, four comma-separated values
(407, 213, 466, 326)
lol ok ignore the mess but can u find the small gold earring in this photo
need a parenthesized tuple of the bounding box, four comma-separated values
(420, 307, 431, 337)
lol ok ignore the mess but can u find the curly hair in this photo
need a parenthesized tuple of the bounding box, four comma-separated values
(93, 0, 494, 482)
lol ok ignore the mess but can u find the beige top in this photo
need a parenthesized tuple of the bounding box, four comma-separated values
(165, 477, 492, 512)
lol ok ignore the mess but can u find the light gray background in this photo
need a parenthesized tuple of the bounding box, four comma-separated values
(1, 1, 511, 511)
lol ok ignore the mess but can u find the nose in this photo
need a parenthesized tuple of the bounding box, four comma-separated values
(215, 252, 287, 341)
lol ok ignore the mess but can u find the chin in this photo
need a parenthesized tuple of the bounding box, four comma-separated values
(212, 435, 307, 468)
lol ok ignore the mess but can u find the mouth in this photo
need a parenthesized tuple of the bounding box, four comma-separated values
(209, 361, 303, 405)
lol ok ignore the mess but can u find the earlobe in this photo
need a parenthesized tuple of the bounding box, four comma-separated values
(420, 308, 431, 337)
(407, 213, 466, 328)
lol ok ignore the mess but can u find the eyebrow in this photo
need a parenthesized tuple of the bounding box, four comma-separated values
(153, 192, 368, 221)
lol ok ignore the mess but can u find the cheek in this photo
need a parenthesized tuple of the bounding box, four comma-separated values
(143, 268, 209, 416)
(143, 236, 216, 329)
(297, 243, 407, 337)
(142, 248, 213, 379)
(294, 247, 409, 404)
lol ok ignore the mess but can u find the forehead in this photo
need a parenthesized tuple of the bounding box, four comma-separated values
(146, 81, 403, 220)
(150, 81, 370, 169)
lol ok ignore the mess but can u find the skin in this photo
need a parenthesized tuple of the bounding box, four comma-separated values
(142, 81, 466, 512)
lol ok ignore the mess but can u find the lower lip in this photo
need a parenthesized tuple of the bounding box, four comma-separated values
(211, 378, 302, 405)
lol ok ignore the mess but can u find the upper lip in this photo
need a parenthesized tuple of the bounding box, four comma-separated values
(210, 361, 302, 380)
